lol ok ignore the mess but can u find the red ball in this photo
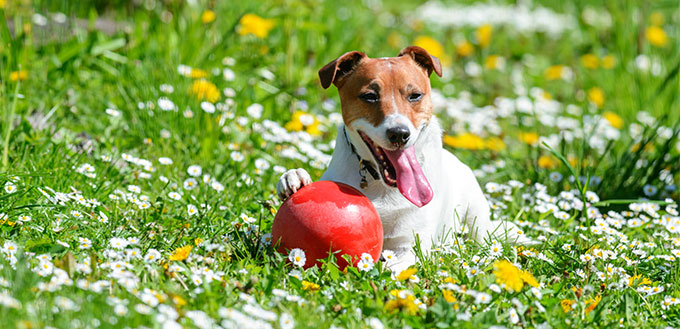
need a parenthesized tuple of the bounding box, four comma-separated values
(272, 181, 383, 270)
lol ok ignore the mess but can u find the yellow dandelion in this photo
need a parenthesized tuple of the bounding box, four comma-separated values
(485, 136, 506, 151)
(238, 14, 275, 38)
(172, 295, 187, 307)
(456, 40, 474, 57)
(396, 268, 417, 281)
(603, 112, 623, 129)
(520, 270, 539, 288)
(631, 142, 655, 153)
(601, 55, 616, 69)
(443, 133, 486, 150)
(301, 280, 320, 292)
(646, 26, 668, 47)
(384, 294, 418, 315)
(154, 291, 167, 303)
(189, 68, 208, 79)
(10, 70, 27, 82)
(628, 274, 652, 287)
(588, 87, 605, 108)
(581, 54, 599, 69)
(585, 295, 602, 314)
(169, 245, 192, 261)
(493, 260, 524, 292)
(189, 79, 220, 103)
(567, 156, 580, 168)
(0, 220, 16, 227)
(518, 132, 539, 145)
(442, 290, 457, 303)
(560, 299, 575, 313)
(476, 24, 493, 48)
(484, 55, 503, 70)
(201, 10, 216, 24)
(284, 111, 322, 137)
(544, 65, 565, 80)
(538, 155, 558, 169)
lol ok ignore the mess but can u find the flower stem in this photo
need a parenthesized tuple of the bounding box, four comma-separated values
(2, 79, 20, 171)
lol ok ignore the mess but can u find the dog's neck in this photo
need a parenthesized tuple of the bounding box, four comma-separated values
(341, 125, 381, 188)
(322, 117, 443, 197)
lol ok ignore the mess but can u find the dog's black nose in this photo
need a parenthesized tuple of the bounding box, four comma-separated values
(386, 126, 410, 146)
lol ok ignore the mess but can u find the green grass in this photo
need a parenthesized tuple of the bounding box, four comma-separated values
(1, 0, 680, 328)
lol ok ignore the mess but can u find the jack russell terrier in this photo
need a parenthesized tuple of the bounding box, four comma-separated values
(276, 46, 528, 271)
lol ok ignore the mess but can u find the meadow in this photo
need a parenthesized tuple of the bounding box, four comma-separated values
(1, 0, 680, 328)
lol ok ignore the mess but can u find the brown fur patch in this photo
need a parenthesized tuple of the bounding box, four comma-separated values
(336, 56, 434, 128)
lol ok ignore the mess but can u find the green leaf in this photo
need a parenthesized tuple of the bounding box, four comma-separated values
(625, 293, 633, 324)
(593, 199, 673, 207)
(542, 142, 582, 192)
(25, 238, 59, 253)
(656, 56, 680, 95)
(0, 8, 12, 48)
(101, 50, 128, 63)
(91, 58, 120, 77)
(327, 262, 339, 281)
(56, 42, 89, 67)
(346, 266, 360, 277)
(0, 8, 17, 69)
(91, 38, 126, 56)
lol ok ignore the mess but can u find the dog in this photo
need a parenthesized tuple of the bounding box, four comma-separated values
(276, 46, 528, 271)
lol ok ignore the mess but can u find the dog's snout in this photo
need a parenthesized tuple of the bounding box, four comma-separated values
(386, 126, 410, 146)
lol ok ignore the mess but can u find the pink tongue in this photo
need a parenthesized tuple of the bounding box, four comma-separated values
(383, 146, 433, 207)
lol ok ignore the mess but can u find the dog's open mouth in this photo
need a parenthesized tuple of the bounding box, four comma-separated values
(359, 132, 397, 187)
(358, 131, 434, 207)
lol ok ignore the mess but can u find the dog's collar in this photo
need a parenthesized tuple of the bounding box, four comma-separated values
(343, 126, 380, 188)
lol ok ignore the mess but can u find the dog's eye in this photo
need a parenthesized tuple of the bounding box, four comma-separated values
(359, 92, 379, 104)
(408, 93, 423, 102)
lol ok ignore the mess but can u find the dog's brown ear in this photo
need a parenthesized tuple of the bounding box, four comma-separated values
(318, 51, 366, 89)
(398, 46, 442, 77)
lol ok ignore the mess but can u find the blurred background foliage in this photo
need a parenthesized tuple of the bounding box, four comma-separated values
(1, 0, 679, 202)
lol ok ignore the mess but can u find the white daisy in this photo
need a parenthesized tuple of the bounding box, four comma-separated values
(187, 165, 202, 177)
(288, 248, 306, 267)
(168, 192, 181, 200)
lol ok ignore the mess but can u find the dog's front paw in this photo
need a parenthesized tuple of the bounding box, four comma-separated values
(276, 168, 313, 200)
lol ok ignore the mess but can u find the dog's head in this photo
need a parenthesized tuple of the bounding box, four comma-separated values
(319, 46, 442, 207)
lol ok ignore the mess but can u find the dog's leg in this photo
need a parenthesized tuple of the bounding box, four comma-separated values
(276, 168, 313, 200)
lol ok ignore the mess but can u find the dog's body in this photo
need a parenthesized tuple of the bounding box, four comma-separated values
(277, 47, 525, 271)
